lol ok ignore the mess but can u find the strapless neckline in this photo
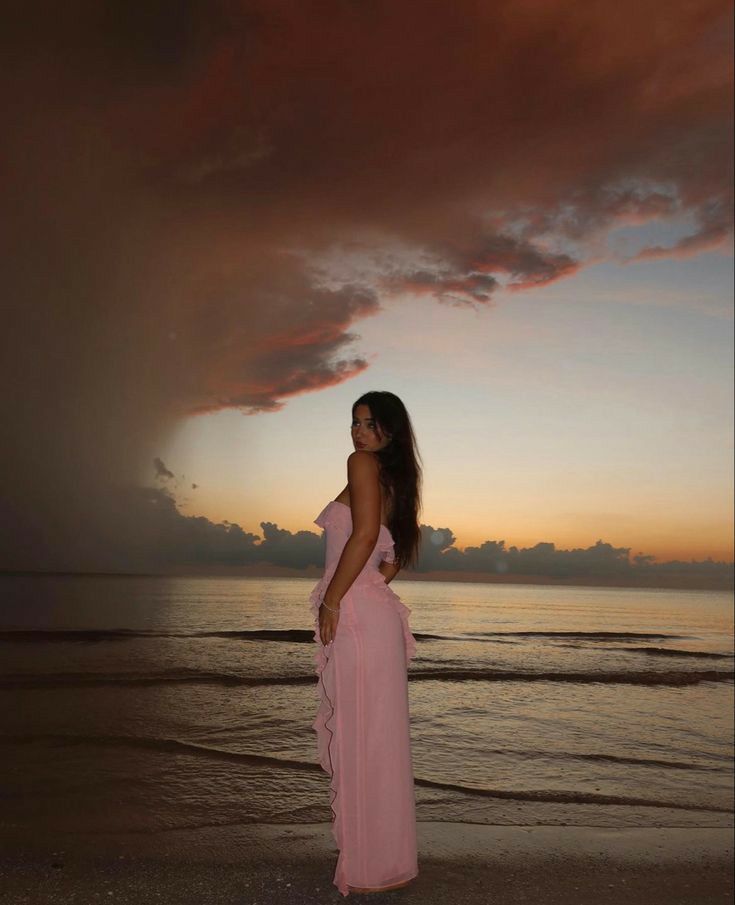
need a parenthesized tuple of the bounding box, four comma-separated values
(329, 499, 393, 537)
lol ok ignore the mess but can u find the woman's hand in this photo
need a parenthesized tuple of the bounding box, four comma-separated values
(319, 596, 341, 646)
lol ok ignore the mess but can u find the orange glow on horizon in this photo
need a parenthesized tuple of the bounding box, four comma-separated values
(182, 499, 733, 565)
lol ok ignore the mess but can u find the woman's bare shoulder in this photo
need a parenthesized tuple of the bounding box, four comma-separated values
(347, 449, 379, 471)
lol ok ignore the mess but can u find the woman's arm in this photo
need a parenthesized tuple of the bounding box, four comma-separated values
(318, 452, 384, 645)
(378, 560, 401, 584)
(322, 451, 382, 609)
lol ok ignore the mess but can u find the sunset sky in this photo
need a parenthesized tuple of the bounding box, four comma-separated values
(1, 0, 732, 571)
(162, 255, 733, 562)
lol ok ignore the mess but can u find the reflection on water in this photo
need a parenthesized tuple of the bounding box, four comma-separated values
(0, 575, 732, 835)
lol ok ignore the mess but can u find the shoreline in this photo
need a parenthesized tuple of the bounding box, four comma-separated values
(0, 822, 732, 904)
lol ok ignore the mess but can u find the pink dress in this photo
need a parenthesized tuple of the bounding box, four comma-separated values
(309, 500, 418, 896)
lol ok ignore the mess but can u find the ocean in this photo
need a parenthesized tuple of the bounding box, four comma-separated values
(0, 574, 732, 839)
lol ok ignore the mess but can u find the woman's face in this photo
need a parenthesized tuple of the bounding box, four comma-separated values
(351, 405, 391, 452)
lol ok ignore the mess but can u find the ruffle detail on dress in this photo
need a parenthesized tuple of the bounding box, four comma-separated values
(309, 566, 416, 672)
(308, 562, 338, 675)
(377, 533, 396, 564)
(314, 502, 350, 534)
(312, 653, 346, 893)
(363, 570, 417, 663)
(309, 563, 349, 895)
(315, 500, 394, 550)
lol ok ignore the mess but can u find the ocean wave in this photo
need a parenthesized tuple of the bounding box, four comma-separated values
(0, 669, 316, 688)
(0, 628, 700, 645)
(0, 628, 444, 644)
(408, 669, 734, 686)
(0, 629, 316, 644)
(2, 732, 731, 814)
(0, 667, 732, 689)
(476, 746, 731, 771)
(0, 628, 521, 645)
(411, 776, 733, 813)
(0, 732, 319, 771)
(466, 631, 692, 640)
(614, 646, 734, 659)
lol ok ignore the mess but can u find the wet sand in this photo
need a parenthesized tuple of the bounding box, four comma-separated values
(0, 822, 732, 904)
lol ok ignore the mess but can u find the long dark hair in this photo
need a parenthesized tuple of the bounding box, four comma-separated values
(352, 391, 422, 570)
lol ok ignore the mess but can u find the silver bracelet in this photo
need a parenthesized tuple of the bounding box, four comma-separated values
(320, 600, 340, 614)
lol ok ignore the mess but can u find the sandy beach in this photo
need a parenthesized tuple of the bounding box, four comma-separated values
(0, 822, 732, 904)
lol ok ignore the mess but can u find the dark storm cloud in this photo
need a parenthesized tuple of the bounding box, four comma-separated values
(86, 488, 323, 571)
(154, 458, 175, 481)
(86, 498, 732, 583)
(416, 527, 733, 584)
(1, 0, 731, 569)
(116, 488, 262, 568)
(255, 522, 326, 570)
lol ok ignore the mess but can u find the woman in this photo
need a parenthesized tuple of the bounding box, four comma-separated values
(309, 390, 422, 896)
